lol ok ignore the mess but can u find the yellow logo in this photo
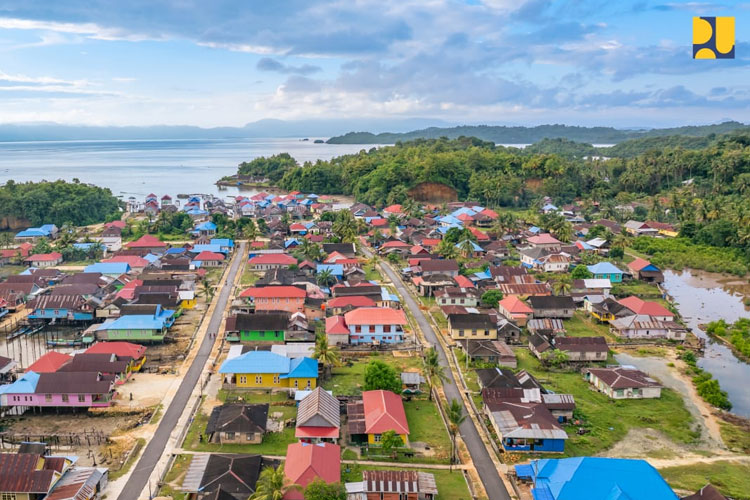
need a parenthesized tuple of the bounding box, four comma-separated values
(693, 17, 735, 59)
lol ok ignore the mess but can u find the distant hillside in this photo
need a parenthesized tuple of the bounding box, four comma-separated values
(326, 121, 749, 145)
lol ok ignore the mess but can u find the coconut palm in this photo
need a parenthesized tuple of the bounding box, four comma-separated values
(249, 464, 295, 500)
(447, 398, 467, 471)
(457, 239, 476, 258)
(553, 277, 572, 296)
(332, 211, 357, 242)
(316, 268, 337, 288)
(423, 347, 447, 401)
(312, 332, 342, 380)
(199, 279, 215, 303)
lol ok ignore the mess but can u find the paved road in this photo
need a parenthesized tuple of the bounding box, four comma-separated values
(374, 253, 512, 500)
(117, 241, 246, 500)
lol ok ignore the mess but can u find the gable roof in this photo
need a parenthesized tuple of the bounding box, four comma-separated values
(325, 315, 349, 335)
(586, 262, 623, 275)
(248, 253, 297, 265)
(296, 387, 340, 434)
(193, 454, 265, 497)
(344, 307, 407, 326)
(239, 286, 306, 299)
(362, 390, 409, 435)
(26, 351, 72, 373)
(205, 404, 268, 435)
(25, 252, 62, 262)
(85, 342, 146, 360)
(284, 443, 340, 498)
(498, 295, 533, 314)
(586, 367, 661, 389)
(327, 295, 376, 308)
(35, 372, 114, 394)
(0, 453, 60, 493)
(127, 235, 166, 248)
(618, 296, 674, 317)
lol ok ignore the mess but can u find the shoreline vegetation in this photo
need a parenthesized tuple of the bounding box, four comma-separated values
(706, 319, 750, 362)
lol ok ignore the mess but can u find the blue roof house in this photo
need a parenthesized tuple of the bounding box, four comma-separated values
(586, 262, 624, 283)
(84, 262, 131, 277)
(96, 305, 175, 343)
(219, 351, 318, 390)
(15, 224, 58, 241)
(317, 264, 344, 280)
(193, 221, 217, 236)
(210, 238, 235, 252)
(0, 371, 40, 406)
(515, 457, 678, 500)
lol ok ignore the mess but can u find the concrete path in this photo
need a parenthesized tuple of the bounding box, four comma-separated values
(371, 251, 512, 500)
(116, 241, 246, 500)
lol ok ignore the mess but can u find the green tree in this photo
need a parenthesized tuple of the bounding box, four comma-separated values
(480, 289, 503, 308)
(447, 398, 467, 471)
(316, 268, 337, 288)
(541, 349, 569, 368)
(553, 277, 572, 296)
(386, 252, 401, 264)
(32, 238, 53, 254)
(249, 464, 295, 500)
(423, 347, 448, 401)
(363, 360, 402, 393)
(0, 232, 15, 249)
(332, 210, 358, 242)
(570, 265, 593, 279)
(303, 480, 346, 500)
(379, 429, 403, 459)
(312, 332, 341, 380)
(199, 279, 215, 303)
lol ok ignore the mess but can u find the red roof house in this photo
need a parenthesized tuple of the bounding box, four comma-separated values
(24, 252, 63, 267)
(26, 351, 71, 373)
(240, 286, 306, 313)
(454, 275, 475, 288)
(192, 251, 226, 263)
(85, 341, 146, 361)
(247, 253, 297, 269)
(498, 295, 533, 326)
(126, 234, 166, 249)
(527, 233, 561, 247)
(618, 296, 675, 320)
(103, 255, 150, 270)
(327, 295, 376, 311)
(362, 389, 410, 436)
(283, 442, 340, 500)
(344, 307, 406, 326)
(383, 204, 402, 214)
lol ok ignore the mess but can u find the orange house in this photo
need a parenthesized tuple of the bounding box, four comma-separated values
(239, 286, 306, 313)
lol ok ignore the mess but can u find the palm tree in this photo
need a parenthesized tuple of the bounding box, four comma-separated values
(447, 398, 466, 471)
(0, 232, 14, 249)
(316, 268, 337, 288)
(457, 239, 476, 258)
(553, 277, 572, 296)
(244, 219, 258, 241)
(332, 211, 358, 242)
(554, 222, 573, 243)
(199, 279, 215, 303)
(249, 464, 294, 500)
(312, 333, 341, 380)
(423, 347, 447, 401)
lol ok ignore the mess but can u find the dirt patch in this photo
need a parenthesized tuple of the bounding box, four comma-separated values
(117, 372, 180, 408)
(599, 428, 697, 460)
(408, 182, 457, 203)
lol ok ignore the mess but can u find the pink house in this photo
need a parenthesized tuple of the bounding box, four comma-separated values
(1, 371, 115, 408)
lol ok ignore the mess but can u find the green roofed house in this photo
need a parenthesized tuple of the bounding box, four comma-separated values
(224, 312, 289, 342)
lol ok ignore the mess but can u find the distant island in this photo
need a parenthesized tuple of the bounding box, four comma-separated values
(326, 121, 749, 145)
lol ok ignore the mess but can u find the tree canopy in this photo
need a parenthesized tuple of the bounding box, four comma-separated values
(363, 360, 402, 393)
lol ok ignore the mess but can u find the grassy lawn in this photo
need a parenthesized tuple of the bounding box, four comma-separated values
(183, 394, 298, 455)
(365, 263, 383, 282)
(0, 264, 27, 278)
(403, 398, 452, 462)
(159, 454, 192, 500)
(564, 311, 618, 342)
(322, 353, 424, 396)
(659, 461, 750, 500)
(239, 268, 259, 286)
(611, 281, 662, 298)
(515, 349, 698, 456)
(341, 465, 472, 500)
(454, 349, 481, 393)
(719, 417, 750, 454)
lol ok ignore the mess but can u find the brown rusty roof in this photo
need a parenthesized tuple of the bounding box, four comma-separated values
(0, 453, 57, 493)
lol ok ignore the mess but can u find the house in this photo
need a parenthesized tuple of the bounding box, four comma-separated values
(102, 255, 150, 272)
(239, 286, 306, 313)
(584, 367, 662, 399)
(322, 243, 356, 257)
(627, 257, 664, 283)
(326, 295, 376, 315)
(482, 388, 575, 424)
(434, 287, 480, 307)
(485, 400, 568, 452)
(24, 252, 63, 268)
(194, 221, 217, 237)
(248, 253, 297, 270)
(416, 259, 459, 277)
(27, 294, 95, 321)
(624, 220, 660, 236)
(126, 234, 167, 253)
(476, 367, 543, 391)
(646, 220, 679, 237)
(57, 353, 132, 384)
(295, 387, 340, 443)
(586, 262, 624, 283)
(193, 251, 225, 268)
(15, 224, 58, 242)
(325, 315, 350, 345)
(44, 466, 108, 500)
(205, 404, 269, 444)
(527, 318, 565, 337)
(0, 371, 115, 408)
(618, 296, 675, 322)
(571, 279, 612, 302)
(224, 313, 288, 342)
(283, 442, 340, 500)
(519, 247, 569, 272)
(609, 315, 687, 340)
(180, 453, 270, 500)
(447, 313, 497, 340)
(457, 339, 517, 368)
(497, 296, 533, 326)
(514, 457, 679, 500)
(218, 351, 318, 391)
(497, 283, 551, 297)
(0, 452, 74, 500)
(346, 471, 438, 500)
(344, 307, 407, 345)
(26, 351, 72, 373)
(526, 233, 561, 248)
(347, 390, 410, 446)
(413, 274, 456, 297)
(0, 356, 17, 382)
(400, 372, 425, 394)
(682, 484, 728, 500)
(95, 304, 175, 342)
(528, 296, 575, 319)
(84, 262, 130, 277)
(585, 296, 630, 322)
(85, 341, 147, 372)
(530, 334, 608, 362)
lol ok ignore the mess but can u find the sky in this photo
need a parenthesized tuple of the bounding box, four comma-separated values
(0, 0, 748, 128)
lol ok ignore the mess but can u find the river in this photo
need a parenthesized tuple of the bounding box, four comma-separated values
(661, 269, 750, 417)
(0, 138, 380, 202)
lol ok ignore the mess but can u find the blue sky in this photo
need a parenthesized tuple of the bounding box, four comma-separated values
(0, 0, 747, 127)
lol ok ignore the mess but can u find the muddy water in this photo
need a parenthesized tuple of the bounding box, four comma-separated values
(661, 269, 750, 417)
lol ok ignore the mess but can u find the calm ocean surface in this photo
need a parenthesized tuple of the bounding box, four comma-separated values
(0, 138, 380, 201)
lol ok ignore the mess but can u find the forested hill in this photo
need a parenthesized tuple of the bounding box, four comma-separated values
(326, 121, 749, 145)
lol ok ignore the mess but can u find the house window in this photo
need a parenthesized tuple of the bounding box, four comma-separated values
(45, 394, 52, 402)
(373, 434, 381, 443)
(225, 432, 235, 440)
(458, 330, 464, 337)
(294, 380, 299, 388)
(255, 376, 263, 384)
(3, 493, 17, 500)
(246, 433, 255, 441)
(239, 376, 247, 384)
(306, 380, 311, 389)
(273, 375, 280, 384)
(472, 329, 477, 335)
(78, 395, 86, 403)
(485, 330, 490, 336)
(62, 394, 69, 403)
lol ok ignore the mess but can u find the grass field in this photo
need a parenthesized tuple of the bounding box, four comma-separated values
(515, 349, 698, 456)
(564, 311, 618, 342)
(159, 454, 192, 500)
(659, 461, 750, 500)
(322, 352, 424, 396)
(0, 264, 26, 278)
(404, 398, 452, 462)
(239, 267, 259, 286)
(341, 464, 472, 500)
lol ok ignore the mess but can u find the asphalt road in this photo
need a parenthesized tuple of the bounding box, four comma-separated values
(375, 254, 512, 500)
(117, 241, 246, 500)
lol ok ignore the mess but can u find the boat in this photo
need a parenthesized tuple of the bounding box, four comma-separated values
(46, 338, 84, 347)
(7, 326, 31, 340)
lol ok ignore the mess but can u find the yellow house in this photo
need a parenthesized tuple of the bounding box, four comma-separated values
(0, 453, 74, 500)
(447, 313, 498, 341)
(219, 351, 318, 391)
(351, 390, 410, 447)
